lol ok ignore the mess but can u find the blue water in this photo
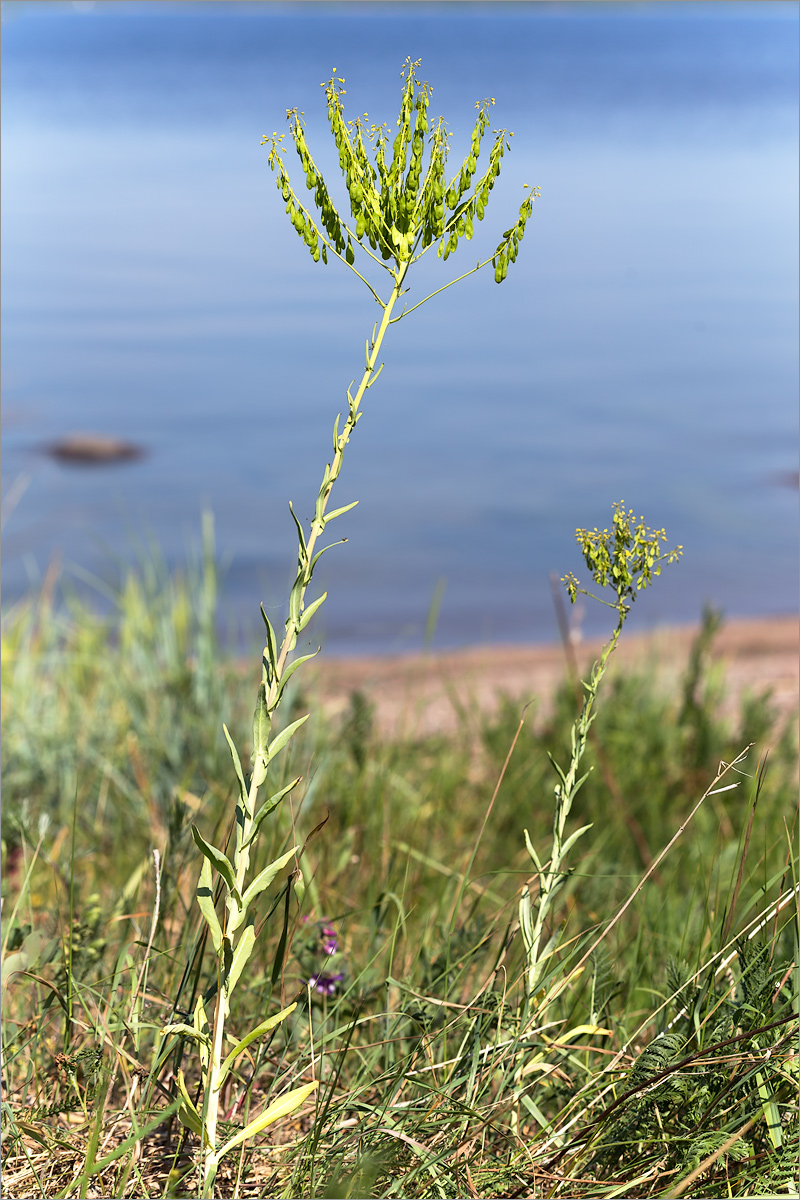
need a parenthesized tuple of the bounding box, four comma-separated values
(2, 1, 797, 653)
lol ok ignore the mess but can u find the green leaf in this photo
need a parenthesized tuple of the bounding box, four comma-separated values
(238, 846, 299, 918)
(252, 683, 271, 760)
(310, 537, 347, 573)
(523, 829, 543, 875)
(266, 713, 310, 764)
(191, 825, 237, 896)
(225, 923, 255, 997)
(288, 501, 308, 562)
(297, 593, 328, 632)
(260, 605, 278, 680)
(222, 724, 248, 811)
(175, 1069, 206, 1141)
(216, 1004, 298, 1090)
(251, 682, 272, 787)
(278, 650, 320, 698)
(559, 823, 593, 858)
(323, 500, 359, 526)
(756, 1070, 783, 1149)
(246, 778, 302, 847)
(547, 752, 568, 787)
(217, 1081, 319, 1160)
(196, 857, 223, 954)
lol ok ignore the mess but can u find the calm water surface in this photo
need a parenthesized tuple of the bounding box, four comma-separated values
(2, 1, 797, 652)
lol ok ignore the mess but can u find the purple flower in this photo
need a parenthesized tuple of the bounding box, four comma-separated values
(320, 925, 338, 956)
(308, 972, 345, 997)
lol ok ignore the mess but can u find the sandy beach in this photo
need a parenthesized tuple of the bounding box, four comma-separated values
(305, 614, 798, 740)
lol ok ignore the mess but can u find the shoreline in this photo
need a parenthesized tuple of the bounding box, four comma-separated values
(303, 613, 798, 739)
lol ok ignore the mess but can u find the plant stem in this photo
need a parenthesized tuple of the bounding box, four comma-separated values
(200, 264, 407, 1199)
(522, 613, 624, 999)
(270, 263, 408, 705)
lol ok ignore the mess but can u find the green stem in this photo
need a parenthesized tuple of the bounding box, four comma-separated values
(523, 611, 625, 999)
(200, 265, 408, 1199)
(270, 261, 408, 705)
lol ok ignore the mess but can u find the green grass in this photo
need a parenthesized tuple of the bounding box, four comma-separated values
(1, 546, 797, 1198)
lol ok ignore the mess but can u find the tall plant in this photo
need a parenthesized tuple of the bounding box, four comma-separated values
(519, 503, 683, 1004)
(160, 59, 538, 1197)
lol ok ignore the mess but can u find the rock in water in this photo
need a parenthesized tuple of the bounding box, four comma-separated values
(46, 433, 145, 464)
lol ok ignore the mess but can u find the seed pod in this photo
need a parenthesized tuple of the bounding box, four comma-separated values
(306, 169, 316, 189)
(345, 239, 355, 264)
(356, 213, 366, 238)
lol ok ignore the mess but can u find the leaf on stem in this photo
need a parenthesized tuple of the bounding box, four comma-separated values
(559, 822, 594, 858)
(216, 1004, 298, 1090)
(223, 724, 249, 812)
(196, 857, 223, 954)
(175, 1069, 206, 1141)
(260, 604, 279, 682)
(216, 1081, 319, 1160)
(191, 825, 238, 897)
(225, 922, 256, 997)
(246, 778, 302, 847)
(266, 713, 310, 764)
(236, 845, 299, 921)
(297, 592, 328, 632)
(323, 500, 359, 526)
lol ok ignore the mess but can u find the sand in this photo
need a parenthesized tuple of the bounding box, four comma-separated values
(303, 614, 798, 740)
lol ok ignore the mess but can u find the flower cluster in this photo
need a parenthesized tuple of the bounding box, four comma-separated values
(299, 918, 346, 998)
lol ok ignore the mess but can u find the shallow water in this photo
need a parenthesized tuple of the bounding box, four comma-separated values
(2, 1, 797, 653)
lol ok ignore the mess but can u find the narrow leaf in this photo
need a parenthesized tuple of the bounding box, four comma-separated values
(239, 846, 299, 916)
(222, 724, 248, 810)
(266, 713, 310, 765)
(323, 500, 359, 525)
(309, 540, 346, 573)
(297, 593, 328, 632)
(523, 829, 543, 874)
(252, 683, 271, 760)
(288, 501, 308, 560)
(260, 604, 278, 679)
(196, 857, 223, 955)
(277, 650, 320, 697)
(560, 823, 593, 858)
(217, 1004, 298, 1089)
(175, 1069, 205, 1140)
(547, 751, 568, 787)
(217, 1081, 319, 1160)
(756, 1070, 783, 1149)
(191, 825, 236, 895)
(246, 778, 302, 847)
(225, 923, 255, 997)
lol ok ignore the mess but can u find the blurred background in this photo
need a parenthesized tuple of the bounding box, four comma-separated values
(2, 0, 797, 654)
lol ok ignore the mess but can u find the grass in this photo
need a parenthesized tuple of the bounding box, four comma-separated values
(1, 540, 797, 1198)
